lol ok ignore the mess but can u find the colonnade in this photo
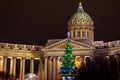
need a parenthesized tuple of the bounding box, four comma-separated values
(44, 56, 91, 80)
(70, 28, 94, 40)
(0, 56, 43, 80)
(104, 55, 120, 73)
(44, 57, 58, 80)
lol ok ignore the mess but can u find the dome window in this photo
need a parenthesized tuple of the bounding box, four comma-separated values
(82, 31, 85, 38)
(87, 31, 89, 38)
(73, 31, 75, 38)
(82, 20, 85, 23)
(72, 20, 75, 23)
(77, 31, 80, 37)
(87, 20, 89, 22)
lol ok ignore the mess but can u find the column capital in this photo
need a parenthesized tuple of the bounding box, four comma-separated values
(3, 56, 7, 58)
(31, 57, 34, 59)
(55, 56, 59, 58)
(53, 57, 57, 61)
(20, 57, 26, 61)
(44, 56, 48, 58)
(12, 57, 17, 59)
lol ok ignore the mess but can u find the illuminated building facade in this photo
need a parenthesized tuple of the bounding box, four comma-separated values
(0, 2, 120, 80)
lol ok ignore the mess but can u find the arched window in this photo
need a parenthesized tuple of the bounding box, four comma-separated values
(77, 31, 80, 37)
(82, 31, 85, 38)
(73, 31, 75, 38)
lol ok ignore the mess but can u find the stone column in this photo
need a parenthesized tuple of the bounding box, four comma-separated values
(85, 29, 87, 38)
(20, 58, 25, 80)
(48, 58, 50, 80)
(71, 30, 73, 39)
(3, 56, 7, 80)
(118, 56, 120, 80)
(30, 58, 34, 73)
(39, 59, 43, 80)
(88, 30, 90, 38)
(10, 57, 14, 79)
(0, 56, 3, 80)
(44, 57, 48, 80)
(50, 58, 53, 80)
(57, 57, 62, 80)
(0, 58, 1, 70)
(91, 30, 94, 40)
(78, 29, 81, 39)
(80, 56, 85, 68)
(9, 57, 16, 79)
(48, 57, 53, 80)
(13, 57, 16, 80)
(84, 56, 87, 68)
(53, 57, 57, 80)
(80, 29, 82, 38)
(56, 57, 59, 80)
(75, 29, 77, 39)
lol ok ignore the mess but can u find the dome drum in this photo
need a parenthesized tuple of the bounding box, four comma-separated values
(68, 25, 94, 31)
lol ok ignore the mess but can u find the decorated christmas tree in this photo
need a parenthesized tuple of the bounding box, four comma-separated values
(60, 32, 77, 80)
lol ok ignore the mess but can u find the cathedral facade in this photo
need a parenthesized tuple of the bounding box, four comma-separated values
(0, 2, 120, 80)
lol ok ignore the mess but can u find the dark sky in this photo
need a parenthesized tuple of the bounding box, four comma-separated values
(0, 0, 120, 45)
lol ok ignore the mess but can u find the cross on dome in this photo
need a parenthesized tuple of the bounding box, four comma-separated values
(79, 0, 82, 6)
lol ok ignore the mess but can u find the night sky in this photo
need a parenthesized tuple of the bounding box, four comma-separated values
(0, 0, 120, 45)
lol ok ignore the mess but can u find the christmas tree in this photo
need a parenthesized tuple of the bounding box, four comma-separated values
(60, 32, 77, 79)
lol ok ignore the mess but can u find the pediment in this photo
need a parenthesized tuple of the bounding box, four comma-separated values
(42, 39, 94, 51)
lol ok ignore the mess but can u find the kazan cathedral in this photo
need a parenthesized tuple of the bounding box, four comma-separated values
(0, 2, 120, 80)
